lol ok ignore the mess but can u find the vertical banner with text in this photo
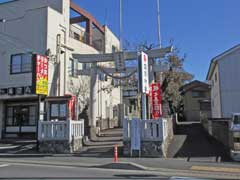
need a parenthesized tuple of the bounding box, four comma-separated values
(151, 83, 162, 119)
(138, 52, 149, 94)
(32, 54, 48, 96)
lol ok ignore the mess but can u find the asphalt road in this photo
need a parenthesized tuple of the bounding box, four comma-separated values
(0, 162, 169, 180)
(168, 124, 230, 162)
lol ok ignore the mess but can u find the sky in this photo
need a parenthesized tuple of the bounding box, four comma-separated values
(1, 0, 240, 81)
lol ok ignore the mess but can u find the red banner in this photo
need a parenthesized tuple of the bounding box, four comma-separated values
(151, 83, 162, 119)
(67, 95, 76, 120)
(35, 55, 48, 95)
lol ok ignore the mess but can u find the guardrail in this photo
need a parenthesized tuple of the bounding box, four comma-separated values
(123, 119, 168, 142)
(38, 120, 84, 142)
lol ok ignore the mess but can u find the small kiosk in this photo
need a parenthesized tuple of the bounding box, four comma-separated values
(38, 95, 84, 153)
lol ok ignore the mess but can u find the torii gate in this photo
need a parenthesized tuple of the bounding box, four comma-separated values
(72, 46, 172, 138)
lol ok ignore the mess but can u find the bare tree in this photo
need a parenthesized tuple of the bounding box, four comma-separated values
(68, 76, 90, 113)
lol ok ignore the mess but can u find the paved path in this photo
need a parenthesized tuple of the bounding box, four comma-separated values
(0, 139, 36, 154)
(167, 124, 230, 162)
(76, 128, 123, 157)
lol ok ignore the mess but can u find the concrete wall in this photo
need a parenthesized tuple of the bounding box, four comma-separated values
(46, 6, 70, 96)
(104, 26, 120, 53)
(208, 120, 230, 147)
(210, 64, 222, 118)
(218, 48, 240, 118)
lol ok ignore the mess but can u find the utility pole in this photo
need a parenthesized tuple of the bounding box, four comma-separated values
(119, 0, 123, 51)
(119, 0, 123, 125)
(157, 0, 161, 48)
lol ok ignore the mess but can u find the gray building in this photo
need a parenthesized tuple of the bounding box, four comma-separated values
(207, 44, 240, 118)
(0, 0, 121, 139)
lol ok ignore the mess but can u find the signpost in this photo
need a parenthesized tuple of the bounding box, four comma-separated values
(130, 119, 141, 157)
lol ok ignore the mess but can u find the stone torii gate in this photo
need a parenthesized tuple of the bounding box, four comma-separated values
(72, 46, 172, 138)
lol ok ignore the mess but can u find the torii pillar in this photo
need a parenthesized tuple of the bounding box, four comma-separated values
(89, 63, 98, 139)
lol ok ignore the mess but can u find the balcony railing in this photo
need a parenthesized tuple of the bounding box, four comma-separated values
(70, 25, 104, 52)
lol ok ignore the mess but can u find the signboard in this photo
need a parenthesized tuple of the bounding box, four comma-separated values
(0, 86, 33, 96)
(130, 119, 141, 150)
(138, 52, 149, 94)
(114, 52, 125, 72)
(151, 83, 162, 119)
(33, 54, 48, 95)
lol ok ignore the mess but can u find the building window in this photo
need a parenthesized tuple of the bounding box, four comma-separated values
(82, 63, 91, 70)
(73, 32, 80, 41)
(6, 105, 37, 127)
(69, 58, 78, 77)
(192, 91, 205, 98)
(50, 103, 67, 121)
(11, 53, 32, 74)
(215, 73, 217, 82)
(112, 46, 116, 53)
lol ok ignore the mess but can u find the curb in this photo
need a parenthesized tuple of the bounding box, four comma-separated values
(96, 162, 147, 170)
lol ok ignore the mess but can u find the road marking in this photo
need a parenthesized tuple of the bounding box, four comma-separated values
(191, 165, 240, 173)
(0, 164, 10, 168)
(8, 144, 35, 154)
(0, 145, 19, 150)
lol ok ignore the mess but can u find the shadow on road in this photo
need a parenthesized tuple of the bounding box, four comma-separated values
(74, 128, 123, 158)
(168, 124, 231, 162)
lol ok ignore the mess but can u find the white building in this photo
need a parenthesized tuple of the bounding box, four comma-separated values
(207, 44, 240, 118)
(0, 0, 121, 139)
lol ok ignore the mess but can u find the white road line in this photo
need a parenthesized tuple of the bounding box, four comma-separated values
(0, 145, 19, 150)
(8, 144, 35, 154)
(0, 164, 10, 168)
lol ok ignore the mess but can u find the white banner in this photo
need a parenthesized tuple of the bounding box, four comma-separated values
(138, 52, 149, 94)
